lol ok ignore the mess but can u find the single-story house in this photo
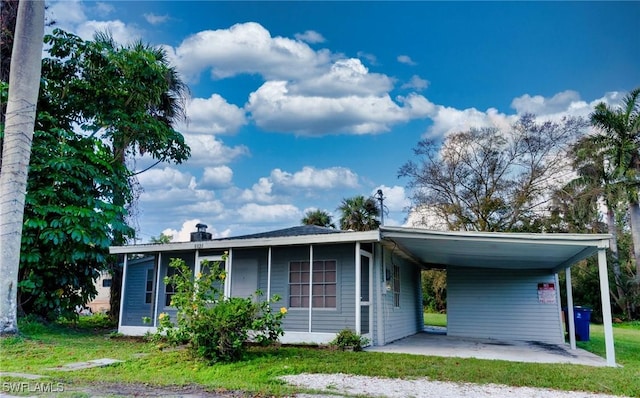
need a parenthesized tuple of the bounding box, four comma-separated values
(109, 225, 617, 366)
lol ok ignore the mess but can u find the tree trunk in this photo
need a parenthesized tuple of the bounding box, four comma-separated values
(629, 200, 640, 277)
(606, 206, 629, 317)
(0, 0, 44, 335)
(108, 145, 127, 322)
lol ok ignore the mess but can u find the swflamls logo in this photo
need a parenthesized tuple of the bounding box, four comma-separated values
(2, 382, 65, 393)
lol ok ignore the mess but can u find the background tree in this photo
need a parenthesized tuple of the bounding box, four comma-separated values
(590, 88, 640, 275)
(337, 195, 380, 231)
(301, 209, 336, 228)
(150, 233, 173, 244)
(17, 124, 132, 319)
(399, 114, 587, 232)
(0, 0, 44, 334)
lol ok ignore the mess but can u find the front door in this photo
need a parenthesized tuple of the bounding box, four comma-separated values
(360, 253, 372, 337)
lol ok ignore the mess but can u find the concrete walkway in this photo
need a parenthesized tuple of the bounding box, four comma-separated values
(366, 332, 609, 367)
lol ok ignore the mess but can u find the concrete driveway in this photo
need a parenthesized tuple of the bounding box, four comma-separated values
(366, 330, 609, 367)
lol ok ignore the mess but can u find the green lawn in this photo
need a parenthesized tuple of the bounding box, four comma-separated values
(1, 317, 639, 397)
(423, 311, 447, 327)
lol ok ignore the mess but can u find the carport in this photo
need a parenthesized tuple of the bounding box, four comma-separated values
(379, 227, 616, 367)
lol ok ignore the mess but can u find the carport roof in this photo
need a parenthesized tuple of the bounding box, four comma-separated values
(379, 226, 611, 272)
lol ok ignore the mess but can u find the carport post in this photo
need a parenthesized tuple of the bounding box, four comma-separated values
(565, 267, 576, 350)
(597, 247, 616, 366)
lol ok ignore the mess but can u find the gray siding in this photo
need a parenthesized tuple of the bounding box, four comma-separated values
(265, 244, 358, 333)
(157, 252, 196, 322)
(447, 267, 563, 343)
(121, 257, 155, 326)
(380, 248, 423, 344)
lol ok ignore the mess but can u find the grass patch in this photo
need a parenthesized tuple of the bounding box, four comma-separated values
(424, 311, 447, 327)
(1, 316, 639, 397)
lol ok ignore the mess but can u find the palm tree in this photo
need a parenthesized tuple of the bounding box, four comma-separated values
(590, 87, 640, 275)
(337, 195, 380, 231)
(562, 137, 629, 315)
(0, 0, 44, 335)
(80, 31, 190, 321)
(301, 209, 335, 228)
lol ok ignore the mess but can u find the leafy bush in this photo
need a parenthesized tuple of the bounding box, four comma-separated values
(151, 256, 286, 362)
(329, 328, 369, 351)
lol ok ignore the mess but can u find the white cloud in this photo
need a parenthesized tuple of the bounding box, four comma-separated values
(184, 134, 250, 166)
(246, 81, 432, 135)
(295, 30, 326, 43)
(237, 203, 302, 223)
(170, 22, 332, 81)
(161, 219, 230, 242)
(137, 167, 194, 190)
(75, 20, 142, 43)
(240, 178, 275, 203)
(357, 51, 378, 65)
(179, 94, 247, 135)
(94, 2, 115, 16)
(510, 90, 628, 122)
(47, 0, 87, 28)
(397, 55, 417, 65)
(401, 75, 430, 91)
(271, 166, 359, 189)
(424, 105, 514, 138)
(144, 13, 169, 25)
(290, 58, 393, 97)
(201, 166, 233, 188)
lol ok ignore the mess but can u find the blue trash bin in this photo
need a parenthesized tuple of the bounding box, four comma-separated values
(573, 306, 592, 341)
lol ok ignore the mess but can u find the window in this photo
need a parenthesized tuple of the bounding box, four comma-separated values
(165, 267, 178, 307)
(289, 260, 336, 308)
(393, 264, 400, 307)
(102, 278, 112, 288)
(145, 269, 154, 304)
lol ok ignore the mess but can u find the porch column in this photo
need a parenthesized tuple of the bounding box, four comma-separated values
(224, 248, 233, 298)
(194, 250, 201, 277)
(267, 247, 272, 299)
(308, 245, 314, 333)
(355, 242, 361, 335)
(598, 248, 616, 366)
(118, 255, 128, 329)
(565, 267, 576, 350)
(153, 253, 162, 327)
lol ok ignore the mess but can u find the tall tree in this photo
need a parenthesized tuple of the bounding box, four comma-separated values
(42, 29, 190, 321)
(301, 209, 336, 229)
(0, 0, 44, 334)
(562, 137, 629, 315)
(337, 195, 380, 231)
(590, 88, 640, 275)
(399, 114, 586, 232)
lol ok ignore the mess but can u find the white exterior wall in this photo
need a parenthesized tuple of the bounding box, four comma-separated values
(447, 266, 564, 343)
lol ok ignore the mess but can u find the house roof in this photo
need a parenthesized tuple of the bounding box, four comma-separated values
(109, 226, 379, 254)
(379, 226, 610, 272)
(218, 225, 343, 240)
(110, 225, 610, 271)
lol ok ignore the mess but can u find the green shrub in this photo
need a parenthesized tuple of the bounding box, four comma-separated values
(329, 328, 369, 351)
(152, 256, 286, 362)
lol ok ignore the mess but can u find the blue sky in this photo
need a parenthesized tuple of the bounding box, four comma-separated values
(46, 1, 640, 242)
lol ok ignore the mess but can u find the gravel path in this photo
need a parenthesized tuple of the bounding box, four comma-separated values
(281, 373, 628, 398)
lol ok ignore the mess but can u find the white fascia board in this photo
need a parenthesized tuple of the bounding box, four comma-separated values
(380, 227, 610, 248)
(110, 230, 381, 254)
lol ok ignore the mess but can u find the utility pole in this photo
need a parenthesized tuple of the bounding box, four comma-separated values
(376, 189, 384, 226)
